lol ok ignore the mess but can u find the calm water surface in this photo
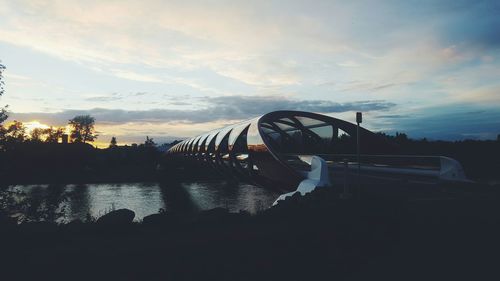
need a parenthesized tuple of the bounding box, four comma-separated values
(8, 181, 280, 222)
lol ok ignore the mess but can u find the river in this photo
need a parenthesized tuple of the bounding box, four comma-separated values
(5, 181, 280, 222)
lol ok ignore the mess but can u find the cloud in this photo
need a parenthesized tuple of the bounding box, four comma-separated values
(110, 70, 164, 83)
(204, 96, 395, 117)
(1, 0, 499, 142)
(10, 96, 395, 125)
(339, 81, 400, 93)
(375, 114, 410, 119)
(4, 0, 497, 95)
(85, 93, 124, 102)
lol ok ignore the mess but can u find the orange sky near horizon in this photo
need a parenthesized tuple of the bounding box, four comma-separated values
(4, 120, 115, 148)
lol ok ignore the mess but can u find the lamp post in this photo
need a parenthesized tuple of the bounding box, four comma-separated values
(356, 112, 362, 192)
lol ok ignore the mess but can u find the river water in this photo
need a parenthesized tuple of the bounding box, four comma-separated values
(5, 181, 280, 222)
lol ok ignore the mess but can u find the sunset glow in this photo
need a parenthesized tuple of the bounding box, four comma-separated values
(23, 120, 49, 134)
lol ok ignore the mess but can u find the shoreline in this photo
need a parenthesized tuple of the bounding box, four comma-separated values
(2, 182, 500, 280)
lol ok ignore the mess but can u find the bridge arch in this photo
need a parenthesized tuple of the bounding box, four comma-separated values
(167, 110, 391, 190)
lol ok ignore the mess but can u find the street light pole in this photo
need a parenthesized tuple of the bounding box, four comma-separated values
(356, 112, 362, 194)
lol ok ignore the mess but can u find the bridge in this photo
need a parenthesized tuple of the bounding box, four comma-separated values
(166, 111, 466, 198)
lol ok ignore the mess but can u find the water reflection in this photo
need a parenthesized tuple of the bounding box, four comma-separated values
(159, 182, 199, 213)
(64, 183, 167, 221)
(182, 181, 277, 213)
(8, 181, 279, 222)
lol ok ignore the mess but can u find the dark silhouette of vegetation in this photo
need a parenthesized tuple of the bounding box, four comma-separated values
(0, 141, 169, 184)
(0, 62, 6, 151)
(30, 127, 45, 142)
(28, 127, 65, 143)
(0, 114, 185, 183)
(1, 122, 67, 150)
(0, 61, 8, 131)
(45, 126, 64, 143)
(144, 135, 156, 147)
(5, 120, 26, 143)
(109, 136, 117, 148)
(0, 106, 6, 124)
(69, 115, 97, 143)
(376, 132, 500, 180)
(0, 61, 5, 98)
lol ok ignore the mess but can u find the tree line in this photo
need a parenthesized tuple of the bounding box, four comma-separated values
(0, 115, 97, 146)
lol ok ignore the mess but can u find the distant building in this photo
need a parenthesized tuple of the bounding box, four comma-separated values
(61, 134, 69, 144)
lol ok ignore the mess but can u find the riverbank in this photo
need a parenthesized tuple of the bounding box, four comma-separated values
(1, 181, 500, 280)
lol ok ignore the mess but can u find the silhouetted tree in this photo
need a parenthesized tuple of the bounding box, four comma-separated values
(0, 61, 5, 97)
(0, 62, 7, 125)
(109, 136, 117, 148)
(6, 120, 26, 142)
(69, 115, 97, 143)
(394, 132, 409, 143)
(0, 125, 6, 143)
(144, 136, 156, 147)
(497, 134, 500, 142)
(44, 127, 64, 143)
(30, 128, 46, 142)
(0, 106, 6, 125)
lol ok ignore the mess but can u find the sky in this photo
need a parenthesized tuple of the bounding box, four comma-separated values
(0, 0, 499, 146)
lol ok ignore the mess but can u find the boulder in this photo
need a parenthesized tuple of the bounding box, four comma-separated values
(96, 209, 135, 225)
(142, 213, 166, 225)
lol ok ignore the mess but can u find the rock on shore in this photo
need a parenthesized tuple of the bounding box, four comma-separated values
(96, 208, 135, 225)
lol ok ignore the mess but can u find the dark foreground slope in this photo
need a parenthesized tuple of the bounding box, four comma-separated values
(1, 182, 500, 281)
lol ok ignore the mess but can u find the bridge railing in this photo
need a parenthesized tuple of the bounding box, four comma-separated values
(280, 153, 467, 181)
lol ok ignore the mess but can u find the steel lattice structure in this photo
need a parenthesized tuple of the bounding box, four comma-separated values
(167, 110, 393, 191)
